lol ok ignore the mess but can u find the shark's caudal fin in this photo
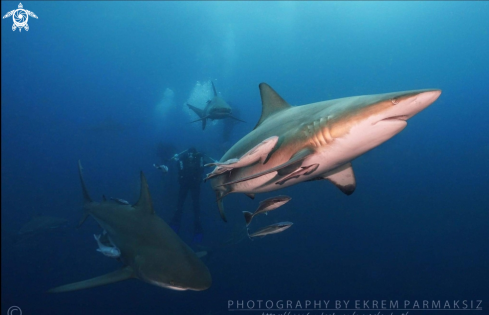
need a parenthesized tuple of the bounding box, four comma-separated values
(48, 266, 134, 293)
(211, 81, 217, 96)
(133, 171, 155, 215)
(187, 104, 207, 130)
(243, 211, 253, 226)
(77, 160, 92, 227)
(254, 83, 292, 130)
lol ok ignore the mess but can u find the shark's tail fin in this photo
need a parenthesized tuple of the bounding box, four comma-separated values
(187, 104, 207, 130)
(243, 211, 253, 226)
(77, 160, 92, 227)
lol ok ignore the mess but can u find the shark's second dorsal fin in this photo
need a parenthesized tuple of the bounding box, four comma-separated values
(254, 83, 292, 130)
(133, 171, 155, 215)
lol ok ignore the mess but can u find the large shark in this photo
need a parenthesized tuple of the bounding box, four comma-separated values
(188, 82, 244, 130)
(208, 83, 441, 221)
(49, 161, 212, 292)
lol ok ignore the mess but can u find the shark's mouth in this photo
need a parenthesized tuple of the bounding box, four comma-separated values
(381, 114, 409, 122)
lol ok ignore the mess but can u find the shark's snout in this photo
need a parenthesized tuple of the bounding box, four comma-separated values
(384, 90, 441, 122)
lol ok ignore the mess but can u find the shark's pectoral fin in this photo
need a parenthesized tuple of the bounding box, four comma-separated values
(133, 172, 155, 214)
(187, 104, 205, 118)
(48, 266, 134, 293)
(219, 148, 314, 187)
(322, 163, 356, 195)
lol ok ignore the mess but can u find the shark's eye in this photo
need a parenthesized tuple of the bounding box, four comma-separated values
(391, 98, 399, 105)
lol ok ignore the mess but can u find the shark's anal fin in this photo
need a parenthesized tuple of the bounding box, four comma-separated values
(133, 172, 155, 214)
(254, 83, 292, 130)
(323, 163, 356, 195)
(219, 148, 314, 187)
(48, 266, 133, 293)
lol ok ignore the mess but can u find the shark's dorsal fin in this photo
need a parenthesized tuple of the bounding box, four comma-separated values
(211, 81, 217, 96)
(133, 171, 155, 215)
(254, 83, 292, 130)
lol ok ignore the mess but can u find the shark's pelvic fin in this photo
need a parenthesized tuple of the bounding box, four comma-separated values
(48, 266, 134, 293)
(133, 172, 155, 214)
(254, 83, 292, 130)
(219, 148, 314, 187)
(211, 81, 218, 96)
(323, 163, 356, 195)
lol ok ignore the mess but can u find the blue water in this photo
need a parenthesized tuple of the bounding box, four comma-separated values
(2, 2, 488, 315)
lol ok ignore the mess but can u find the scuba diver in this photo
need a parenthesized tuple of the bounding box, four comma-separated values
(169, 147, 216, 243)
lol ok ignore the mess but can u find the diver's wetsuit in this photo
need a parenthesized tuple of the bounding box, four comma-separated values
(171, 149, 213, 237)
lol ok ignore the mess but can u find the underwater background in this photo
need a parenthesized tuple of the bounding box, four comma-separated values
(1, 1, 488, 315)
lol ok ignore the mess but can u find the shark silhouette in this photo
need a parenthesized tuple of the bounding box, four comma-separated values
(48, 161, 211, 292)
(207, 83, 441, 221)
(17, 215, 68, 235)
(188, 82, 244, 130)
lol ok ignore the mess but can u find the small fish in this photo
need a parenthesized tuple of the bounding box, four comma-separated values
(94, 234, 121, 258)
(110, 198, 130, 205)
(247, 222, 293, 239)
(243, 195, 291, 226)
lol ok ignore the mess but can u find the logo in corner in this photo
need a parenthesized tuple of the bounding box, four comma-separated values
(2, 3, 38, 32)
